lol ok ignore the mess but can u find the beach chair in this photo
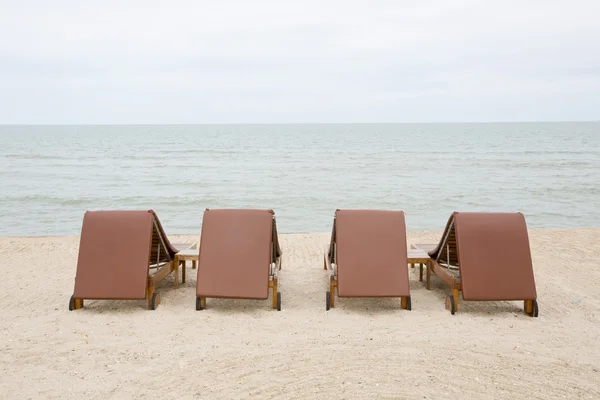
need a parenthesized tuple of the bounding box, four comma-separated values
(426, 212, 539, 317)
(195, 209, 283, 311)
(69, 210, 190, 311)
(323, 209, 411, 311)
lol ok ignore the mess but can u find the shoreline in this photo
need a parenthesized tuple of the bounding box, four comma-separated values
(2, 226, 600, 239)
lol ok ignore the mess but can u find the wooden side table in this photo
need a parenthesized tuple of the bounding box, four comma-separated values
(174, 247, 199, 284)
(408, 248, 431, 282)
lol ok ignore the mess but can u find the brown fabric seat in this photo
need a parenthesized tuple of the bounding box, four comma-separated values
(427, 212, 538, 316)
(324, 209, 411, 310)
(195, 209, 282, 310)
(70, 210, 183, 310)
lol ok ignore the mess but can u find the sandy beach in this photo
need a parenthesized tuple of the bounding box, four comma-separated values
(1, 228, 599, 399)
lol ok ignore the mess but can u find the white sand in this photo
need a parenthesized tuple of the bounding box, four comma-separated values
(1, 229, 599, 399)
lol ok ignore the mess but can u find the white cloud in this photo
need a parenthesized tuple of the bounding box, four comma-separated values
(0, 0, 599, 123)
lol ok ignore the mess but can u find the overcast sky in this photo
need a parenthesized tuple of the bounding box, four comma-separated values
(1, 1, 599, 124)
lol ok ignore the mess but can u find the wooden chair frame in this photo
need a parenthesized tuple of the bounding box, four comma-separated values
(70, 216, 181, 311)
(196, 216, 283, 311)
(323, 232, 410, 311)
(426, 219, 538, 317)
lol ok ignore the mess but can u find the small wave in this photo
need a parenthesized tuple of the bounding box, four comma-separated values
(2, 195, 95, 207)
(4, 154, 65, 160)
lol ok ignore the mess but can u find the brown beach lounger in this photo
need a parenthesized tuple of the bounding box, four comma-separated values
(69, 210, 189, 311)
(323, 209, 411, 311)
(195, 209, 282, 311)
(426, 212, 538, 317)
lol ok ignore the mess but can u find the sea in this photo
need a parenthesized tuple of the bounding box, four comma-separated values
(0, 122, 598, 236)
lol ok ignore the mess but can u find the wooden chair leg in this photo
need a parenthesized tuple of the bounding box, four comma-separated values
(272, 278, 278, 309)
(196, 296, 207, 310)
(524, 300, 533, 314)
(426, 261, 431, 290)
(323, 255, 327, 270)
(401, 297, 408, 309)
(419, 263, 424, 282)
(71, 298, 84, 310)
(329, 277, 336, 308)
(452, 288, 459, 313)
(181, 260, 186, 284)
(192, 260, 197, 269)
(147, 280, 155, 309)
(279, 256, 282, 271)
(173, 261, 179, 289)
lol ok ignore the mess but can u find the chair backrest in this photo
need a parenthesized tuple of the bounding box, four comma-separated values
(196, 209, 277, 300)
(73, 210, 154, 300)
(271, 216, 282, 263)
(327, 217, 337, 264)
(148, 210, 179, 266)
(429, 212, 537, 301)
(427, 213, 459, 266)
(334, 209, 409, 297)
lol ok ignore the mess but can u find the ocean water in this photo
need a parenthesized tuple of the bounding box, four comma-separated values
(0, 122, 599, 236)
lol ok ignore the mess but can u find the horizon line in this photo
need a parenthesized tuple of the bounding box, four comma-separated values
(1, 120, 599, 126)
